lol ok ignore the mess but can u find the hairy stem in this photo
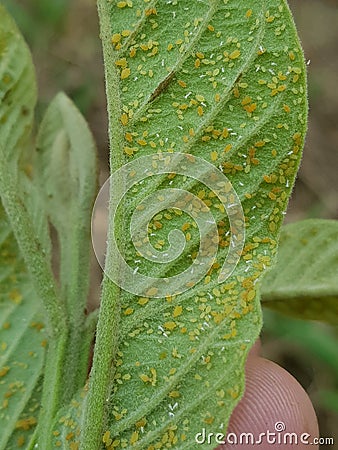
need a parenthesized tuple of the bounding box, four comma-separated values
(80, 0, 125, 448)
(37, 333, 68, 449)
(80, 279, 121, 450)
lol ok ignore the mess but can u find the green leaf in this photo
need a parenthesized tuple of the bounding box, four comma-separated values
(0, 3, 37, 178)
(21, 174, 52, 260)
(0, 8, 69, 448)
(263, 310, 338, 377)
(0, 4, 51, 260)
(0, 206, 46, 450)
(0, 7, 96, 446)
(0, 4, 63, 338)
(35, 92, 98, 323)
(62, 0, 308, 448)
(262, 219, 338, 324)
(32, 92, 98, 414)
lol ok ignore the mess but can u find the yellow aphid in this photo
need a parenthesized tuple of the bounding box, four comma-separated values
(169, 390, 180, 398)
(164, 321, 177, 331)
(229, 49, 240, 59)
(121, 68, 131, 80)
(146, 287, 158, 296)
(120, 113, 128, 126)
(244, 103, 257, 113)
(115, 58, 127, 68)
(173, 305, 183, 317)
(145, 7, 157, 16)
(178, 80, 187, 88)
(0, 366, 10, 377)
(196, 94, 205, 102)
(124, 146, 137, 156)
(211, 151, 218, 161)
(130, 431, 139, 444)
(254, 141, 266, 148)
(103, 430, 112, 445)
(136, 418, 147, 428)
(15, 417, 37, 430)
(111, 33, 121, 44)
(138, 297, 148, 306)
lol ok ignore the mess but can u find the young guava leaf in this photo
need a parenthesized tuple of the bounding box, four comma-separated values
(0, 206, 46, 450)
(32, 93, 99, 417)
(56, 0, 308, 448)
(0, 2, 51, 258)
(262, 219, 338, 325)
(0, 3, 37, 179)
(35, 92, 98, 324)
(0, 4, 52, 295)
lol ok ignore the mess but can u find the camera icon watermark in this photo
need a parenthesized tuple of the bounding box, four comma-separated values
(91, 152, 245, 298)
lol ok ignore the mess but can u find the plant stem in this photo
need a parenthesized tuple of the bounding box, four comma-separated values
(0, 167, 67, 338)
(36, 332, 68, 449)
(80, 279, 121, 450)
(80, 0, 125, 448)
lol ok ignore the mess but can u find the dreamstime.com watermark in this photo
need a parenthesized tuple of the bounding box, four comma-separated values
(91, 152, 245, 298)
(195, 422, 335, 446)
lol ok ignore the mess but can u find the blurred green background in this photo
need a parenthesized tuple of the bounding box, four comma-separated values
(2, 0, 337, 447)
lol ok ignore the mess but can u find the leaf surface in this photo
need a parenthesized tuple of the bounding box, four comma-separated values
(57, 0, 308, 448)
(0, 207, 46, 450)
(35, 92, 98, 321)
(0, 3, 36, 177)
(0, 4, 51, 263)
(262, 219, 338, 324)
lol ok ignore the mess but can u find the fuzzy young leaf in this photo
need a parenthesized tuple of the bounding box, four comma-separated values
(0, 3, 51, 258)
(0, 207, 46, 450)
(35, 92, 98, 322)
(262, 219, 338, 324)
(32, 93, 98, 416)
(0, 4, 62, 337)
(0, 3, 37, 178)
(73, 1, 309, 449)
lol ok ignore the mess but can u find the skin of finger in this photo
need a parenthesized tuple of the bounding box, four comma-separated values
(216, 356, 319, 450)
